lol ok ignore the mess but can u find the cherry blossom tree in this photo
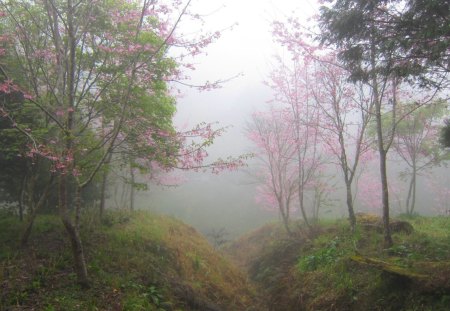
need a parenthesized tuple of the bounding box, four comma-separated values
(311, 59, 374, 230)
(391, 100, 449, 215)
(265, 56, 328, 229)
(271, 19, 375, 231)
(318, 0, 448, 247)
(0, 0, 244, 287)
(247, 108, 299, 234)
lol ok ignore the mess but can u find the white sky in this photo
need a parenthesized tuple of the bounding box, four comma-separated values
(174, 0, 319, 157)
(147, 0, 449, 233)
(144, 0, 320, 233)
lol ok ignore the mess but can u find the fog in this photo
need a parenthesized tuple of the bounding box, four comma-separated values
(123, 0, 450, 236)
(128, 0, 319, 236)
(2, 1, 449, 308)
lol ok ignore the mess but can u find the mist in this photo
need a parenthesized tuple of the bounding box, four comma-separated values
(1, 0, 449, 309)
(100, 0, 450, 237)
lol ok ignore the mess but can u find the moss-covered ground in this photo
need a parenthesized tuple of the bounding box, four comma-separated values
(2, 210, 449, 311)
(225, 215, 450, 311)
(0, 210, 261, 310)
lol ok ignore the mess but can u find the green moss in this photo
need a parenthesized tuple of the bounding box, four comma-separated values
(227, 216, 450, 311)
(0, 210, 258, 310)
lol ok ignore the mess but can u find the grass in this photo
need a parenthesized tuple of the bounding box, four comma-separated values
(2, 209, 449, 311)
(0, 209, 260, 310)
(226, 215, 450, 311)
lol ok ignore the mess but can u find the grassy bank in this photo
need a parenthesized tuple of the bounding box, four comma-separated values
(0, 210, 261, 310)
(225, 215, 450, 311)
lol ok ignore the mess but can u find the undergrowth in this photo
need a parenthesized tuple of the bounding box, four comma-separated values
(226, 215, 450, 311)
(0, 209, 260, 310)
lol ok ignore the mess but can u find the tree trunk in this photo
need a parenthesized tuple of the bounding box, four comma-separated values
(405, 175, 414, 215)
(21, 211, 38, 247)
(99, 153, 112, 219)
(410, 171, 417, 214)
(75, 186, 82, 231)
(375, 93, 393, 247)
(280, 202, 292, 236)
(18, 175, 27, 222)
(129, 161, 135, 211)
(298, 189, 310, 228)
(59, 175, 89, 288)
(20, 180, 53, 247)
(346, 181, 356, 232)
(379, 150, 393, 248)
(99, 169, 108, 219)
(281, 215, 292, 236)
(370, 28, 392, 248)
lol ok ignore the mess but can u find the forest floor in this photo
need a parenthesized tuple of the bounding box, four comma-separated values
(0, 210, 264, 310)
(1, 210, 449, 311)
(224, 214, 450, 311)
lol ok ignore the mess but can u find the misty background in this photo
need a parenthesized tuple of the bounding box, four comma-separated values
(107, 0, 449, 238)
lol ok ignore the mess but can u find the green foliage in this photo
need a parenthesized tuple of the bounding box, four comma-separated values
(187, 252, 205, 272)
(297, 237, 348, 272)
(100, 209, 132, 227)
(121, 281, 167, 311)
(0, 0, 181, 207)
(228, 216, 450, 310)
(392, 100, 449, 164)
(319, 0, 450, 86)
(440, 119, 450, 148)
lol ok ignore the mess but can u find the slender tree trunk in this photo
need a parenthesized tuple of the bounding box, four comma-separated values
(99, 153, 112, 219)
(370, 29, 392, 248)
(279, 200, 292, 235)
(379, 150, 392, 247)
(121, 179, 128, 208)
(345, 181, 356, 231)
(75, 186, 82, 230)
(410, 170, 417, 214)
(375, 93, 393, 247)
(405, 175, 414, 215)
(129, 161, 135, 211)
(99, 169, 108, 218)
(59, 175, 89, 288)
(21, 179, 53, 246)
(21, 214, 37, 247)
(18, 175, 27, 222)
(293, 92, 310, 229)
(298, 188, 310, 228)
(313, 188, 321, 223)
(281, 215, 291, 235)
(22, 173, 36, 242)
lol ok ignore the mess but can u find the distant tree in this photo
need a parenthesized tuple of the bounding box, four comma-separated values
(0, 21, 57, 244)
(440, 119, 450, 148)
(271, 19, 375, 231)
(391, 101, 449, 215)
(318, 0, 446, 247)
(247, 109, 299, 235)
(265, 56, 327, 229)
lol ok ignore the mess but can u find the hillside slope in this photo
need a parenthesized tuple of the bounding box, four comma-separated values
(225, 216, 450, 311)
(0, 211, 262, 311)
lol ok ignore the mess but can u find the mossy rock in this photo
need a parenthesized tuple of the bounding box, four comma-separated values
(389, 220, 414, 234)
(357, 213, 414, 235)
(350, 255, 428, 279)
